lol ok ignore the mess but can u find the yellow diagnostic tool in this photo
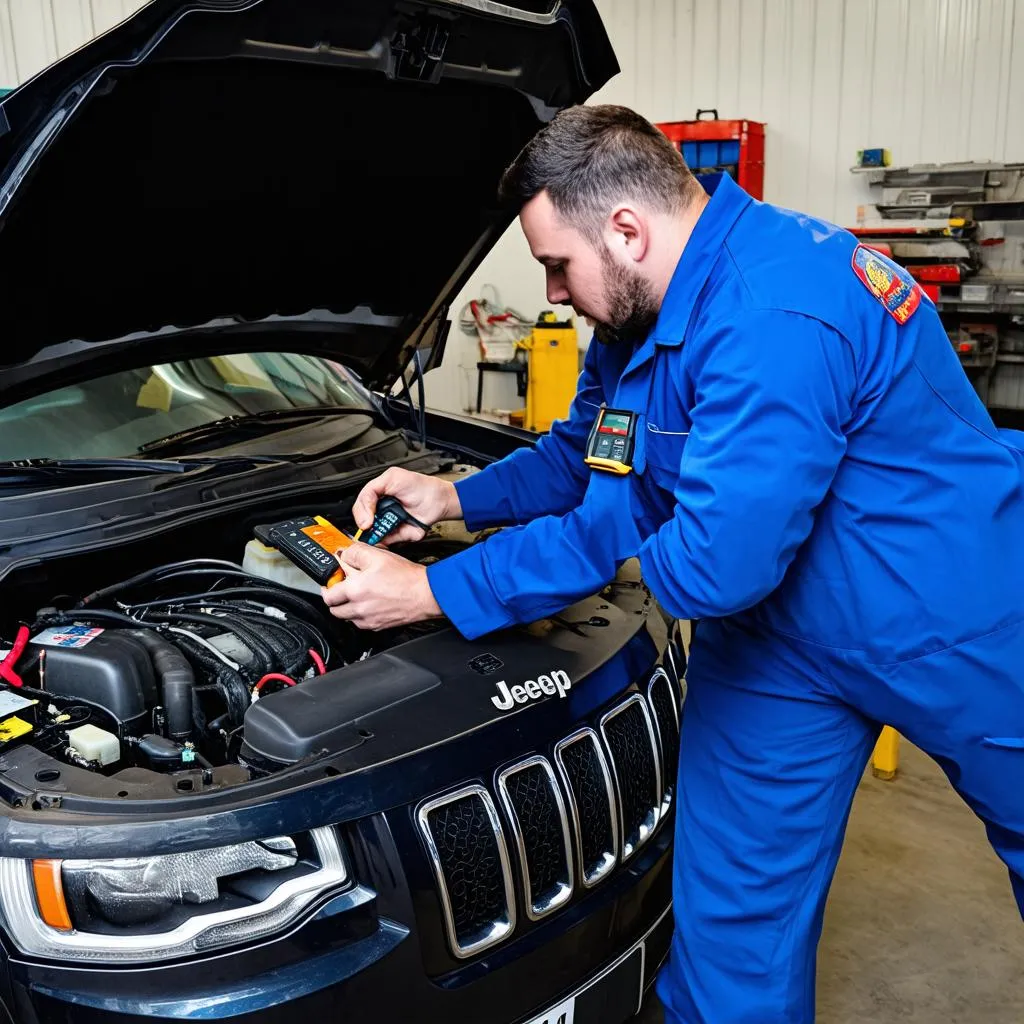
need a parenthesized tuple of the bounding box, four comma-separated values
(253, 515, 355, 587)
(585, 406, 637, 475)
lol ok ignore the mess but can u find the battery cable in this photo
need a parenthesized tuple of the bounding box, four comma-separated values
(0, 625, 30, 687)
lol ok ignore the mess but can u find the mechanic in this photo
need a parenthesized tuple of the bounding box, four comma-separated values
(323, 104, 1024, 1023)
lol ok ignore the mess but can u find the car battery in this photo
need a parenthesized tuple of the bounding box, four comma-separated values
(656, 110, 765, 200)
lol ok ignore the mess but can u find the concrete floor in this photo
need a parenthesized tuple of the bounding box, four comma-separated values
(637, 742, 1024, 1022)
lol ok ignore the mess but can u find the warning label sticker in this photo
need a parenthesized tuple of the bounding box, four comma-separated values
(0, 717, 32, 742)
(0, 691, 36, 718)
(32, 625, 105, 649)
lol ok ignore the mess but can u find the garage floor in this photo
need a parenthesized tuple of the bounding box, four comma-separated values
(638, 741, 1024, 1023)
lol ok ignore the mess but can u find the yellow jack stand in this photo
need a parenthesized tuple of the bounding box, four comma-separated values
(871, 726, 900, 781)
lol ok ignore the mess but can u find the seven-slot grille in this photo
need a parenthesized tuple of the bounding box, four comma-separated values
(419, 666, 680, 957)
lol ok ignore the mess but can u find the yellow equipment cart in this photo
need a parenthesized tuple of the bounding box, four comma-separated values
(521, 312, 579, 433)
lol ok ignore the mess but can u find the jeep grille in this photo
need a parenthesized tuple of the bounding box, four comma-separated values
(418, 666, 680, 958)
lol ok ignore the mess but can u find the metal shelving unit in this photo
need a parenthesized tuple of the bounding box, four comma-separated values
(850, 161, 1024, 423)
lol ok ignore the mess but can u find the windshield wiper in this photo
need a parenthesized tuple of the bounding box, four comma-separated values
(0, 455, 286, 488)
(137, 407, 377, 457)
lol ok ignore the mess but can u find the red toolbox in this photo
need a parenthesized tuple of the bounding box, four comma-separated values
(908, 264, 962, 283)
(656, 109, 766, 199)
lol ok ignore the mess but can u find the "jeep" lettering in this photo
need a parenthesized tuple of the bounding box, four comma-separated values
(490, 670, 572, 711)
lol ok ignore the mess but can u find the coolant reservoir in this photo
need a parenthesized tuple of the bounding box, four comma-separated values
(242, 539, 323, 595)
(67, 724, 120, 766)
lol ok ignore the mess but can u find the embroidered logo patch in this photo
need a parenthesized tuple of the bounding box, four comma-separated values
(851, 244, 923, 325)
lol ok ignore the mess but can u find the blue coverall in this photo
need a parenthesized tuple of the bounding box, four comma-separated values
(427, 173, 1024, 1023)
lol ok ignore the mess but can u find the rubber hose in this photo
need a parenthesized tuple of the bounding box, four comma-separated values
(215, 668, 249, 726)
(217, 608, 310, 676)
(237, 614, 294, 663)
(226, 602, 331, 662)
(133, 586, 326, 621)
(170, 636, 249, 728)
(125, 589, 333, 660)
(35, 609, 157, 631)
(168, 632, 234, 677)
(147, 611, 275, 677)
(76, 560, 247, 607)
(126, 631, 195, 742)
(212, 614, 282, 676)
(152, 600, 311, 663)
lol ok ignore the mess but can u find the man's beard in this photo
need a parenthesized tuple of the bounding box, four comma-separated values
(590, 246, 659, 346)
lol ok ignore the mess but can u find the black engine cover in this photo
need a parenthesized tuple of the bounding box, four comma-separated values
(242, 653, 441, 765)
(41, 632, 157, 729)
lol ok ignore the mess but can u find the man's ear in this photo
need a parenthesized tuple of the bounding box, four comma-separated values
(606, 205, 648, 263)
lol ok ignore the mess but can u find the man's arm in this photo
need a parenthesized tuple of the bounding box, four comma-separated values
(454, 337, 608, 531)
(427, 309, 854, 640)
(427, 464, 643, 640)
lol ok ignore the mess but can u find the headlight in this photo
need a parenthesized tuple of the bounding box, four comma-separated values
(0, 827, 347, 963)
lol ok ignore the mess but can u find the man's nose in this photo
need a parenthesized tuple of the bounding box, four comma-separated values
(546, 279, 569, 305)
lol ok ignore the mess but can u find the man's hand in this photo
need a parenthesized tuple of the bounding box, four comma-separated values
(351, 467, 461, 547)
(322, 542, 443, 631)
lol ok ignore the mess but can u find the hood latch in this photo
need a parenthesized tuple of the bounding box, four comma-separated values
(389, 14, 451, 84)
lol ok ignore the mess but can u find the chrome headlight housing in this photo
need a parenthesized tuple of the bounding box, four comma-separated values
(0, 826, 347, 963)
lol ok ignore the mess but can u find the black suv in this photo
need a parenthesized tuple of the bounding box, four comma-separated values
(0, 3, 683, 1021)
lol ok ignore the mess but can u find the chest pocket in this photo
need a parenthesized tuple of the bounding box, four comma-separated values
(643, 422, 689, 494)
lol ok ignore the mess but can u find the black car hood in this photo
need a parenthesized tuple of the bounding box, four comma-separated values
(0, 0, 616, 400)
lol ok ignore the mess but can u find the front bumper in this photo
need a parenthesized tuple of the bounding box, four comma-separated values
(5, 838, 672, 1024)
(12, 876, 675, 1019)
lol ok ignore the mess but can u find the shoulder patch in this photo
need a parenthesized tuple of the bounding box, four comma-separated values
(851, 243, 923, 325)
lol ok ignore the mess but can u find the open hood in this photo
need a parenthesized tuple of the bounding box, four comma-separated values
(0, 0, 616, 400)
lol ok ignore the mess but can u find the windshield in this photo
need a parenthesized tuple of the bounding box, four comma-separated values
(0, 353, 377, 461)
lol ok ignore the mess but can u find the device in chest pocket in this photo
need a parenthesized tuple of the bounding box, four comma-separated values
(585, 406, 637, 475)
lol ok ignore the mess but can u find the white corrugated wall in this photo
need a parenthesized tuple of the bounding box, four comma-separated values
(1, 1, 1023, 411)
(433, 0, 1024, 413)
(0, 1, 145, 88)
(593, 0, 1024, 224)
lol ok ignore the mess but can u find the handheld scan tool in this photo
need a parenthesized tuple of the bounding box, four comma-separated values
(254, 515, 354, 587)
(585, 406, 637, 475)
(358, 496, 428, 547)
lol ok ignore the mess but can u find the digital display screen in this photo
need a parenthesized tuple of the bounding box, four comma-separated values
(599, 411, 631, 435)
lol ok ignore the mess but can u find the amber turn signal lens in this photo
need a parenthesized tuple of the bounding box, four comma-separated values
(32, 859, 73, 931)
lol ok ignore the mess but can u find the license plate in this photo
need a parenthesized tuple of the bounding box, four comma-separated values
(526, 944, 645, 1024)
(527, 995, 576, 1024)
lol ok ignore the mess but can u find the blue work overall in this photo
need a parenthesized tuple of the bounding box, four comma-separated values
(427, 173, 1024, 1023)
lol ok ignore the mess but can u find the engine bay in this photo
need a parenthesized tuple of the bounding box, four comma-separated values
(0, 473, 482, 796)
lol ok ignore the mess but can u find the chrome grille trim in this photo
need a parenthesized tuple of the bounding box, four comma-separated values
(438, 0, 562, 26)
(553, 727, 619, 888)
(647, 668, 681, 816)
(496, 755, 574, 920)
(600, 693, 662, 862)
(665, 633, 685, 690)
(416, 783, 516, 959)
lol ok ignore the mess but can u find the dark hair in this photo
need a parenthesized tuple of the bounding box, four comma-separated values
(498, 104, 700, 239)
